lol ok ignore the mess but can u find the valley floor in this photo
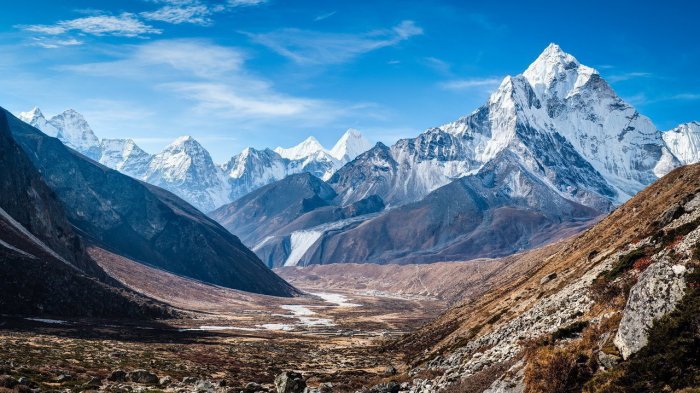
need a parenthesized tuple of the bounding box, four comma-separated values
(0, 247, 447, 392)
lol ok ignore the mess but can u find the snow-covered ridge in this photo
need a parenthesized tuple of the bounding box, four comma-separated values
(18, 108, 372, 212)
(331, 43, 698, 210)
(663, 122, 700, 165)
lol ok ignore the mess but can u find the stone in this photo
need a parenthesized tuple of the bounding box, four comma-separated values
(275, 371, 306, 393)
(108, 370, 127, 382)
(384, 365, 398, 376)
(597, 351, 621, 370)
(369, 381, 400, 393)
(0, 375, 18, 388)
(127, 369, 159, 384)
(195, 379, 217, 392)
(245, 381, 263, 393)
(55, 374, 73, 383)
(539, 272, 558, 285)
(84, 376, 102, 389)
(159, 376, 173, 386)
(614, 260, 687, 359)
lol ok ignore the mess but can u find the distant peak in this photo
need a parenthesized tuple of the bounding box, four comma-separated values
(19, 107, 45, 122)
(166, 135, 206, 152)
(329, 128, 371, 161)
(274, 136, 326, 160)
(342, 128, 362, 137)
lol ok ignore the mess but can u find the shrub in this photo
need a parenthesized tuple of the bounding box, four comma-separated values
(524, 346, 595, 393)
(551, 321, 589, 342)
(604, 249, 646, 281)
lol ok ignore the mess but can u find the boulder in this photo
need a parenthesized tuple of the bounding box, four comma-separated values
(107, 370, 127, 382)
(0, 375, 18, 388)
(83, 376, 102, 389)
(369, 381, 400, 393)
(245, 381, 264, 393)
(275, 371, 306, 393)
(195, 379, 217, 392)
(127, 369, 159, 384)
(539, 272, 558, 285)
(613, 260, 687, 358)
(384, 365, 397, 376)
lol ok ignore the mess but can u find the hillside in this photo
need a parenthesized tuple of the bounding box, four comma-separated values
(392, 163, 700, 392)
(4, 108, 298, 297)
(0, 110, 168, 319)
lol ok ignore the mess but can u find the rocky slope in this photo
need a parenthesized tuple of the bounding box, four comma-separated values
(389, 163, 700, 392)
(211, 173, 386, 267)
(5, 107, 297, 297)
(0, 109, 168, 318)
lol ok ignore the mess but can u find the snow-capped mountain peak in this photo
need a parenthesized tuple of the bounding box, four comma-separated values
(329, 128, 373, 161)
(274, 136, 325, 160)
(47, 109, 101, 159)
(98, 138, 151, 178)
(145, 135, 231, 212)
(18, 107, 59, 137)
(523, 43, 597, 100)
(663, 122, 700, 165)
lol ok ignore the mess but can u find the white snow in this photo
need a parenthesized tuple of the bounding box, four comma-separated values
(663, 122, 700, 165)
(258, 323, 294, 331)
(181, 325, 260, 332)
(329, 128, 373, 161)
(26, 318, 67, 324)
(275, 136, 326, 160)
(283, 230, 324, 267)
(310, 292, 361, 307)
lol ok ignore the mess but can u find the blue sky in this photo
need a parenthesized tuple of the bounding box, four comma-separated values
(1, 0, 698, 161)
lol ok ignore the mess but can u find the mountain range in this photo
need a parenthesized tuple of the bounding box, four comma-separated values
(18, 108, 372, 212)
(4, 107, 297, 299)
(212, 44, 700, 267)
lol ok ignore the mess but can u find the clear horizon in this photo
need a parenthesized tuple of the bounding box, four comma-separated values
(1, 0, 698, 161)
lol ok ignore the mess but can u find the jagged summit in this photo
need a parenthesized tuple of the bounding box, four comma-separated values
(523, 43, 597, 100)
(330, 128, 372, 161)
(164, 135, 208, 153)
(274, 136, 325, 160)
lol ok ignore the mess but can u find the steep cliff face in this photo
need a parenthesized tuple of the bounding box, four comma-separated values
(5, 107, 298, 297)
(393, 164, 700, 393)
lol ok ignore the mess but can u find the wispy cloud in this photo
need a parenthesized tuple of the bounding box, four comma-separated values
(64, 39, 245, 78)
(141, 4, 213, 25)
(439, 77, 503, 91)
(422, 56, 451, 74)
(140, 0, 267, 25)
(61, 39, 352, 122)
(32, 37, 83, 49)
(314, 11, 337, 22)
(19, 13, 161, 37)
(244, 20, 423, 65)
(608, 71, 653, 82)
